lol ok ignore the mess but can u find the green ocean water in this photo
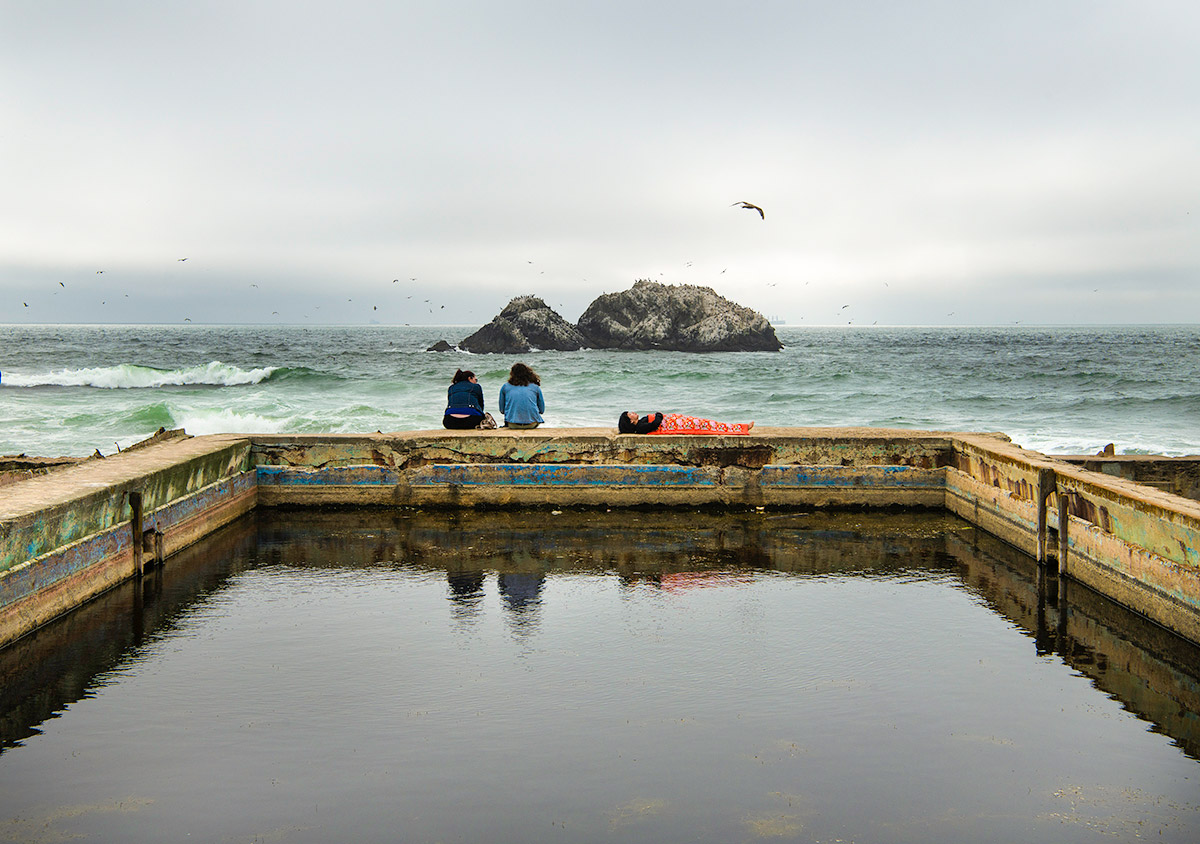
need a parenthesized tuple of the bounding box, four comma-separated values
(2, 323, 1198, 457)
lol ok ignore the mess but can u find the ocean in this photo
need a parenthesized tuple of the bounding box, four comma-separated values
(2, 323, 1198, 458)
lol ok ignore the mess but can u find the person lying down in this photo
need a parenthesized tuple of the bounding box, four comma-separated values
(617, 412, 754, 435)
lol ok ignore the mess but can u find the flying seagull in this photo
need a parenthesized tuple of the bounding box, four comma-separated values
(731, 201, 764, 219)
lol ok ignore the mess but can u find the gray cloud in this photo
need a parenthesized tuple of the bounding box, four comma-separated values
(3, 1, 1198, 325)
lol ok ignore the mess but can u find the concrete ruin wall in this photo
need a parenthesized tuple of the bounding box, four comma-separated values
(1, 435, 255, 647)
(2, 428, 1198, 648)
(1061, 455, 1200, 502)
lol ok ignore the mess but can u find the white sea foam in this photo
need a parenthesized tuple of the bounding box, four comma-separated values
(1, 361, 276, 389)
(172, 407, 292, 436)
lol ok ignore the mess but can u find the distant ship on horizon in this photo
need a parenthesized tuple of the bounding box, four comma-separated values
(768, 314, 787, 325)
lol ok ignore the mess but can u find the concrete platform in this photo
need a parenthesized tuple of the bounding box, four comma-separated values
(2, 427, 1198, 648)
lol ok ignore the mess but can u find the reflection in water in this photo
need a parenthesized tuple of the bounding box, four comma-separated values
(1, 507, 1198, 843)
(498, 572, 545, 612)
(447, 567, 546, 635)
(446, 568, 485, 622)
(949, 529, 1200, 759)
(498, 569, 546, 639)
(0, 516, 258, 752)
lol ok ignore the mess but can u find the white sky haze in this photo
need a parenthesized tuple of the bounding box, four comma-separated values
(3, 0, 1198, 325)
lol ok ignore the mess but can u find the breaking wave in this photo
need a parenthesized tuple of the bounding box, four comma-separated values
(1, 361, 280, 389)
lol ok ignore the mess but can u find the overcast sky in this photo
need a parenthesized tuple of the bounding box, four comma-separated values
(3, 0, 1198, 326)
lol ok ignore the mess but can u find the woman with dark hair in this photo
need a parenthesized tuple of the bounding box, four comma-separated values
(443, 369, 488, 429)
(617, 411, 753, 435)
(498, 362, 545, 428)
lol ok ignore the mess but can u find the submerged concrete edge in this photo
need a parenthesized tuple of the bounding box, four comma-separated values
(1, 427, 1198, 647)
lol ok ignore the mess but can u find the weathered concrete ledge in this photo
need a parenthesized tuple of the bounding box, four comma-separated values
(1, 435, 255, 647)
(1060, 455, 1200, 502)
(1, 455, 89, 489)
(2, 427, 1198, 648)
(250, 427, 953, 508)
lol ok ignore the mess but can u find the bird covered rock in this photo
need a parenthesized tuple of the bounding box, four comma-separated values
(459, 296, 586, 353)
(576, 280, 782, 352)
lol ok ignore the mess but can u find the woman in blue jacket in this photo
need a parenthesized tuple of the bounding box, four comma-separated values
(498, 362, 545, 428)
(443, 369, 486, 429)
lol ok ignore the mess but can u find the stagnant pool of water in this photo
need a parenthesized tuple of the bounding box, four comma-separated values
(2, 508, 1198, 843)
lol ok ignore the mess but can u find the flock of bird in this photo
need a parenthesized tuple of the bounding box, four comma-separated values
(15, 200, 952, 325)
(20, 261, 189, 311)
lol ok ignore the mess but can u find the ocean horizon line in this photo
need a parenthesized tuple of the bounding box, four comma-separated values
(4, 320, 1198, 330)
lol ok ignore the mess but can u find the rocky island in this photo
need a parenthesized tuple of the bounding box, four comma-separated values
(577, 280, 782, 352)
(457, 281, 782, 354)
(459, 295, 586, 354)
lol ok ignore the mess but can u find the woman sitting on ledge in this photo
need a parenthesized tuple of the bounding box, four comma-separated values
(499, 362, 545, 429)
(443, 369, 487, 429)
(617, 412, 754, 435)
